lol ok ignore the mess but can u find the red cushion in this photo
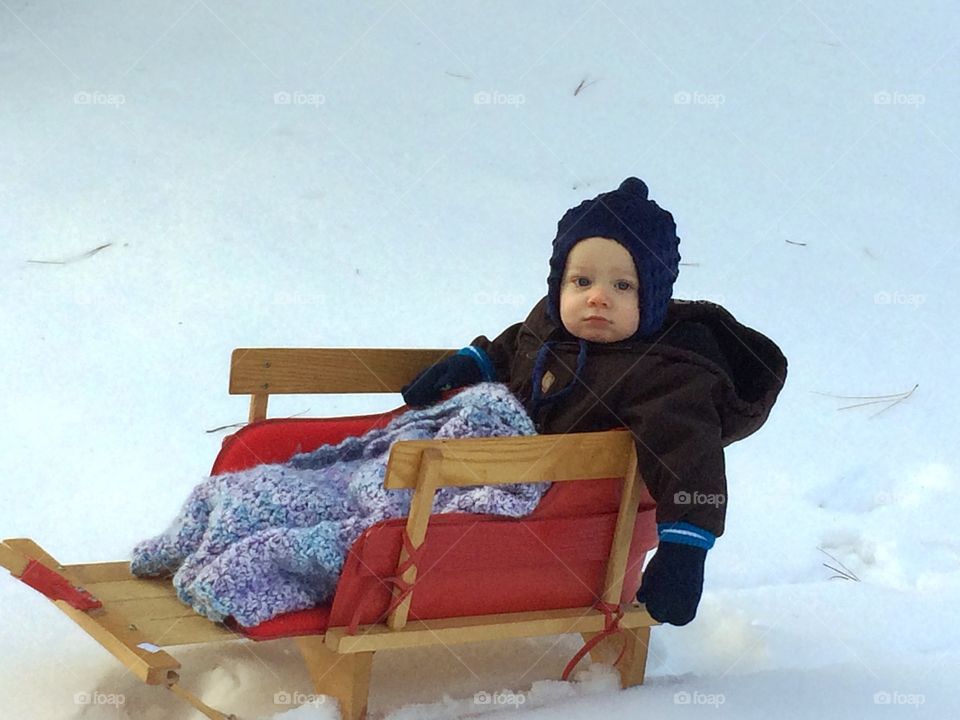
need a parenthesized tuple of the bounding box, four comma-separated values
(327, 508, 656, 629)
(225, 605, 331, 640)
(212, 411, 401, 475)
(213, 411, 657, 640)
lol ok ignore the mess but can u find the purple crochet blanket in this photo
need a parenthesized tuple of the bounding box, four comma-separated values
(130, 383, 546, 626)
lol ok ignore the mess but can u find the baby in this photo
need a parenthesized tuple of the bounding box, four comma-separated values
(403, 177, 787, 626)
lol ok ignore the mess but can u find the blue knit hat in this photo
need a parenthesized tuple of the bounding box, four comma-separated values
(546, 177, 681, 338)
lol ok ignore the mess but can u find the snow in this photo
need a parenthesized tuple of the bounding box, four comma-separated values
(1, 0, 959, 717)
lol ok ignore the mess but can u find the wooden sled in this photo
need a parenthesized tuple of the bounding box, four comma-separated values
(1, 348, 660, 719)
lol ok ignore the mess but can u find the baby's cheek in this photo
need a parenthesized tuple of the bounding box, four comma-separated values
(558, 293, 578, 330)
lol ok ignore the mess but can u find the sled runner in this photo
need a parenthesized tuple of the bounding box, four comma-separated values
(1, 348, 660, 720)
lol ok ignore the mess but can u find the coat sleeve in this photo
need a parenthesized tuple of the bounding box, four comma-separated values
(468, 322, 523, 384)
(618, 365, 728, 538)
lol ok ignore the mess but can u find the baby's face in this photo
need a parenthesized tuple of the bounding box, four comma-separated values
(559, 236, 640, 343)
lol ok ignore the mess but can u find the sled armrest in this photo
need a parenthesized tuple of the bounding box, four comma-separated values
(230, 348, 455, 422)
(383, 431, 644, 630)
(385, 432, 636, 489)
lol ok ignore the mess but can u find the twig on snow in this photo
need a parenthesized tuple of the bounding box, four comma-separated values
(574, 77, 597, 96)
(818, 547, 861, 582)
(28, 242, 113, 265)
(812, 384, 918, 418)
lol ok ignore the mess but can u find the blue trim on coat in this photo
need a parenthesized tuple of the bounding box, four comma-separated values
(657, 521, 716, 550)
(458, 346, 497, 382)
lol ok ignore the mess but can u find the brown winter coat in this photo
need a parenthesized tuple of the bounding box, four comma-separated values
(470, 296, 788, 537)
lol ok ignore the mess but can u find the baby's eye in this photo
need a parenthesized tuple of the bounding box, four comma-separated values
(615, 280, 635, 291)
(573, 277, 591, 287)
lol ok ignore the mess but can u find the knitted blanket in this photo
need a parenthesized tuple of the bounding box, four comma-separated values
(130, 383, 545, 626)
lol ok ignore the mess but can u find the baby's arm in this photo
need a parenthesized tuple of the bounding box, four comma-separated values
(622, 367, 727, 538)
(401, 323, 522, 406)
(620, 366, 726, 625)
(467, 321, 523, 385)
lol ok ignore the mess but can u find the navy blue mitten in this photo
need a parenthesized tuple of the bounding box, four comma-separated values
(636, 522, 714, 626)
(401, 347, 495, 406)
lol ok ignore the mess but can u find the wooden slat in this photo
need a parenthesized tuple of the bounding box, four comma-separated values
(66, 569, 238, 645)
(70, 570, 240, 646)
(66, 560, 144, 584)
(384, 432, 635, 489)
(386, 449, 439, 630)
(104, 594, 202, 620)
(134, 615, 239, 647)
(81, 578, 179, 602)
(229, 348, 454, 395)
(327, 605, 657, 653)
(77, 588, 238, 646)
(600, 443, 643, 605)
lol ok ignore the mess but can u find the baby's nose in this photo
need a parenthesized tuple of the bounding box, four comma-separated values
(588, 289, 609, 305)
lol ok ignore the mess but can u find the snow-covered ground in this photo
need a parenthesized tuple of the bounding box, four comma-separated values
(2, 1, 959, 717)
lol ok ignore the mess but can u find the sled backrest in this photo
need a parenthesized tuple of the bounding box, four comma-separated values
(229, 348, 455, 422)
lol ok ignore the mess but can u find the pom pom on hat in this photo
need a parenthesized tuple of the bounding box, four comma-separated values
(546, 177, 681, 338)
